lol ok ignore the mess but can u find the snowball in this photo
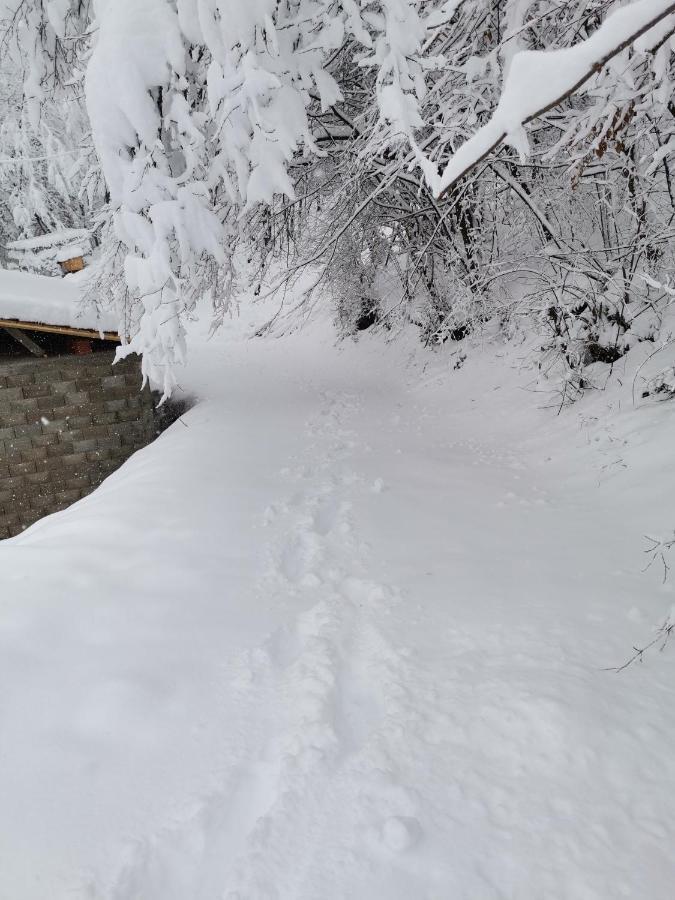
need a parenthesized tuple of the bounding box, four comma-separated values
(382, 816, 421, 852)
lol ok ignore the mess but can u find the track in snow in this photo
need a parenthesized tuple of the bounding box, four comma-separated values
(110, 388, 436, 898)
(2, 335, 674, 900)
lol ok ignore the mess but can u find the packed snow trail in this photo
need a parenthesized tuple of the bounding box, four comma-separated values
(0, 326, 674, 899)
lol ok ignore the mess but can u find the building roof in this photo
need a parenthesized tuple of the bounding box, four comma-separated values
(0, 268, 119, 341)
(6, 228, 92, 254)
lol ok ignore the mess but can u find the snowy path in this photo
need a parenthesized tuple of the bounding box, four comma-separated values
(1, 332, 674, 899)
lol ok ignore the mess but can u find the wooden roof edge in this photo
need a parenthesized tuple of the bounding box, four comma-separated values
(0, 318, 120, 342)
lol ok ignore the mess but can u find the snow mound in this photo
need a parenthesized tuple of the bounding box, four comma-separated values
(0, 267, 117, 333)
(0, 325, 674, 898)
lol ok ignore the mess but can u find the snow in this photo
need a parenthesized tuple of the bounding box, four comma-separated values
(432, 0, 675, 196)
(54, 245, 85, 263)
(85, 0, 186, 200)
(0, 267, 118, 333)
(6, 228, 91, 253)
(1, 316, 674, 898)
(6, 230, 93, 277)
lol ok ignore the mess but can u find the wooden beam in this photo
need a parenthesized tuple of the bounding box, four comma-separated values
(0, 319, 119, 342)
(3, 327, 48, 357)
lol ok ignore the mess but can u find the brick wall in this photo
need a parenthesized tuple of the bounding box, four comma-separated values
(0, 350, 161, 539)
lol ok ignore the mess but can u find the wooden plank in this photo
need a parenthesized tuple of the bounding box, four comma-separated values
(3, 327, 48, 357)
(59, 256, 85, 274)
(0, 318, 120, 342)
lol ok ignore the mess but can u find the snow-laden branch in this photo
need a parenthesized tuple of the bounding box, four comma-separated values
(429, 0, 675, 199)
(5, 0, 675, 391)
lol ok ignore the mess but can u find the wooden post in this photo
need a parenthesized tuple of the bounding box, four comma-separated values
(2, 327, 47, 357)
(59, 256, 85, 275)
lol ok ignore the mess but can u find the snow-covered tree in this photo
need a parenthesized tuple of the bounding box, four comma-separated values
(1, 0, 673, 399)
(0, 3, 105, 263)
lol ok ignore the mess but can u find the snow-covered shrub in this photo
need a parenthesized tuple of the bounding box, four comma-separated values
(332, 244, 382, 337)
(642, 366, 675, 400)
(408, 268, 480, 347)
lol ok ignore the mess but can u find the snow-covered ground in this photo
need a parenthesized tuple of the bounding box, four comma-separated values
(1, 319, 674, 899)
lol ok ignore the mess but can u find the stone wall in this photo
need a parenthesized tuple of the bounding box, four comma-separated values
(0, 350, 160, 539)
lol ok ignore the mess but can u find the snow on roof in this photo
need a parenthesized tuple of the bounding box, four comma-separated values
(55, 246, 86, 263)
(0, 267, 118, 334)
(5, 228, 92, 253)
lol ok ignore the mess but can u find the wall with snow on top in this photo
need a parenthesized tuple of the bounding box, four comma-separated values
(0, 351, 168, 538)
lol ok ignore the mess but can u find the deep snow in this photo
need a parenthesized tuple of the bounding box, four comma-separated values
(0, 267, 117, 333)
(0, 320, 674, 899)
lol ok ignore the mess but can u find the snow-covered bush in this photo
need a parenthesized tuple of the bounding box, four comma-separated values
(642, 364, 675, 400)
